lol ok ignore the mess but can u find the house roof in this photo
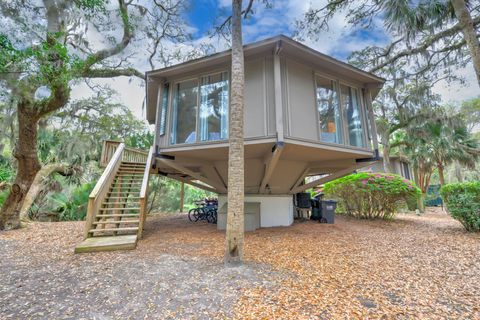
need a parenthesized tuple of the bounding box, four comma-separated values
(146, 35, 386, 123)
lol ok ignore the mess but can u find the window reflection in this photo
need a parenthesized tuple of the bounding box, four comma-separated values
(316, 76, 343, 144)
(341, 85, 365, 147)
(171, 79, 198, 144)
(199, 72, 229, 141)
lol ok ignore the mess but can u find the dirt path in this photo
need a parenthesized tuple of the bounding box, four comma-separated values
(0, 208, 479, 319)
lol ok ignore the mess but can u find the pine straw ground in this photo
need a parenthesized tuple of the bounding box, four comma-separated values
(1, 208, 479, 319)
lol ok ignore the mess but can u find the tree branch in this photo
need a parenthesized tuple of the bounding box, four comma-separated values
(82, 67, 144, 80)
(369, 16, 480, 73)
(83, 0, 133, 69)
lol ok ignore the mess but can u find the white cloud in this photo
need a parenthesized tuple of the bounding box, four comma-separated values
(433, 63, 480, 103)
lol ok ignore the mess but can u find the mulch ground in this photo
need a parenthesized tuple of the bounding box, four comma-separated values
(1, 208, 479, 319)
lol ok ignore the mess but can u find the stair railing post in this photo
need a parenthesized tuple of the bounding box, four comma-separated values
(138, 146, 154, 239)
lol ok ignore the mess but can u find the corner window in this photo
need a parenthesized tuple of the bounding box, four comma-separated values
(341, 85, 365, 148)
(316, 75, 343, 144)
(170, 72, 230, 145)
(171, 79, 198, 144)
(199, 72, 229, 141)
(159, 83, 169, 136)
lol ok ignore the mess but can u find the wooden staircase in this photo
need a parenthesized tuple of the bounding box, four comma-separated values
(75, 141, 153, 253)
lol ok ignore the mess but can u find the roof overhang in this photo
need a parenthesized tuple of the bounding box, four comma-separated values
(146, 35, 386, 124)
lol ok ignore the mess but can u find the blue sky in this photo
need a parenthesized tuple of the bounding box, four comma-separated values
(72, 0, 479, 121)
(184, 0, 389, 61)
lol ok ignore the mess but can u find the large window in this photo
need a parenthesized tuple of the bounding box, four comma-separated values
(171, 79, 198, 144)
(199, 72, 229, 141)
(159, 83, 169, 136)
(316, 75, 343, 144)
(170, 72, 229, 145)
(341, 84, 365, 148)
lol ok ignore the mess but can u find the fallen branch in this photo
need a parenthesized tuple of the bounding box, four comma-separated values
(19, 163, 82, 221)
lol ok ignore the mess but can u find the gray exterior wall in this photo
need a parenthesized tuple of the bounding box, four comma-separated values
(152, 52, 374, 154)
(154, 55, 277, 150)
(362, 158, 413, 180)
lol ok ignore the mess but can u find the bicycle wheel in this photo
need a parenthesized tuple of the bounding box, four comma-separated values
(188, 208, 199, 222)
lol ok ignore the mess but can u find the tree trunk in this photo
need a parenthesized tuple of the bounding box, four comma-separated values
(437, 163, 446, 186)
(454, 161, 464, 182)
(179, 182, 184, 213)
(417, 193, 426, 213)
(0, 104, 41, 230)
(381, 134, 393, 173)
(19, 163, 78, 220)
(451, 0, 480, 87)
(225, 0, 245, 266)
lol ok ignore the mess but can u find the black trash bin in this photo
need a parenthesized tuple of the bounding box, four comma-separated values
(320, 200, 337, 224)
(310, 199, 320, 220)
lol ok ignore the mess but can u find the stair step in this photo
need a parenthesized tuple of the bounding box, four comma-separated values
(111, 182, 142, 185)
(99, 207, 140, 211)
(89, 227, 139, 233)
(75, 235, 138, 253)
(122, 162, 146, 165)
(107, 190, 140, 195)
(105, 196, 141, 199)
(103, 201, 140, 205)
(93, 220, 140, 225)
(96, 214, 140, 218)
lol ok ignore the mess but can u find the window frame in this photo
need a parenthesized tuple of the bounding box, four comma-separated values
(338, 81, 368, 148)
(169, 70, 230, 146)
(314, 73, 344, 145)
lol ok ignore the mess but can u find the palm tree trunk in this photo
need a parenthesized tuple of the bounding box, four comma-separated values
(381, 134, 393, 173)
(454, 161, 464, 182)
(451, 0, 480, 87)
(437, 163, 446, 186)
(225, 0, 245, 266)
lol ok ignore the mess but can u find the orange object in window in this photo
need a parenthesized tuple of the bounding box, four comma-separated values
(327, 122, 336, 133)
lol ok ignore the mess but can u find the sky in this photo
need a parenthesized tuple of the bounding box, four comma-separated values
(71, 0, 479, 123)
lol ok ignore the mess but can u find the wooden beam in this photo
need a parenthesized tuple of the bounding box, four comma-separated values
(167, 174, 219, 193)
(289, 163, 372, 194)
(289, 166, 310, 192)
(179, 182, 184, 212)
(138, 146, 154, 239)
(259, 144, 284, 193)
(156, 158, 227, 193)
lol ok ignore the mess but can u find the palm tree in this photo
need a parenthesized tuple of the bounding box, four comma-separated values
(419, 115, 479, 186)
(225, 0, 245, 265)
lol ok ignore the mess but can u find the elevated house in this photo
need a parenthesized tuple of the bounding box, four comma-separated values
(75, 35, 385, 252)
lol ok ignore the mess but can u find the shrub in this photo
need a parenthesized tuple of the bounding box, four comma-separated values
(440, 182, 480, 232)
(324, 172, 421, 220)
(48, 182, 95, 221)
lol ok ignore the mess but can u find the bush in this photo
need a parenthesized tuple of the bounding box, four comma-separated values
(48, 182, 95, 221)
(324, 172, 421, 220)
(440, 182, 480, 232)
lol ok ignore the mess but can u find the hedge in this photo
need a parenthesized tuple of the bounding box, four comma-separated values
(440, 182, 480, 232)
(324, 172, 420, 220)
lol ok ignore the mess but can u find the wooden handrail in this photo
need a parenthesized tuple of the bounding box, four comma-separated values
(138, 146, 154, 239)
(101, 140, 149, 166)
(83, 143, 125, 238)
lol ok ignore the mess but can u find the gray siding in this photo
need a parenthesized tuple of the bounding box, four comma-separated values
(285, 59, 317, 141)
(265, 56, 276, 136)
(244, 58, 267, 138)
